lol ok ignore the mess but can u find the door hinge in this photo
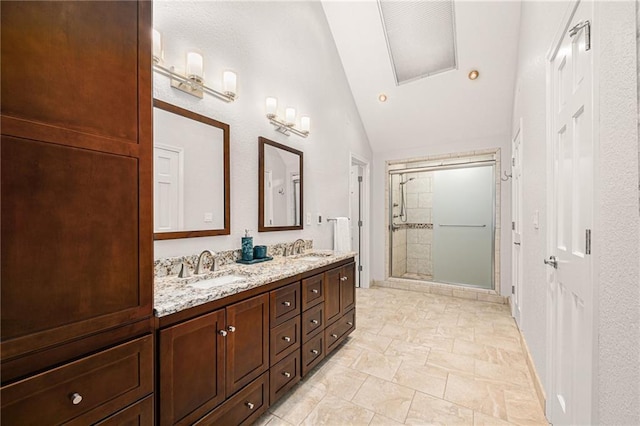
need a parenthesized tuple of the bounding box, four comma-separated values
(512, 157, 515, 167)
(569, 20, 591, 51)
(358, 220, 363, 227)
(512, 221, 515, 231)
(358, 176, 363, 183)
(358, 265, 363, 272)
(511, 285, 515, 294)
(585, 229, 591, 255)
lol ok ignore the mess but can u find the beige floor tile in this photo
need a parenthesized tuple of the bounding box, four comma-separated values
(393, 361, 448, 398)
(475, 331, 522, 352)
(427, 350, 476, 376)
(405, 391, 474, 425)
(300, 395, 374, 426)
(269, 384, 326, 425)
(384, 339, 431, 365)
(368, 413, 405, 426)
(504, 389, 548, 425)
(436, 324, 475, 341)
(444, 374, 508, 421)
(452, 338, 528, 372)
(407, 332, 455, 352)
(326, 340, 363, 367)
(349, 330, 393, 353)
(475, 359, 532, 388)
(473, 411, 514, 426)
(352, 376, 415, 423)
(352, 350, 403, 381)
(303, 360, 369, 401)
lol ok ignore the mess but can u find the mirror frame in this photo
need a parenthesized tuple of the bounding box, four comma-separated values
(153, 99, 230, 240)
(258, 137, 303, 232)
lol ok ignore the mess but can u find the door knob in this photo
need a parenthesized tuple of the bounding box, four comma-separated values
(312, 289, 319, 294)
(282, 301, 291, 307)
(544, 256, 558, 269)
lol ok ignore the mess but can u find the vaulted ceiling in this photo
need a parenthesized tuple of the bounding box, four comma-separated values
(321, 1, 522, 153)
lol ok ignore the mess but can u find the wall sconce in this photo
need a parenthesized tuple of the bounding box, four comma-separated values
(265, 97, 310, 138)
(152, 29, 237, 103)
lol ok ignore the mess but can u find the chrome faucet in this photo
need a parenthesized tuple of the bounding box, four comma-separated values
(292, 239, 306, 255)
(195, 250, 217, 274)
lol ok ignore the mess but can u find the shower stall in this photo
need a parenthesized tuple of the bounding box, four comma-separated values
(389, 157, 496, 289)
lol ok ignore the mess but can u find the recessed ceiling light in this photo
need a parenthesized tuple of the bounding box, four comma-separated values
(378, 94, 388, 102)
(468, 70, 479, 80)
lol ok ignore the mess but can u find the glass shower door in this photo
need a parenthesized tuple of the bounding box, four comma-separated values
(432, 165, 494, 288)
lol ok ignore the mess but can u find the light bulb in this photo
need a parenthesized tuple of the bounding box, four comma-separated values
(152, 29, 163, 64)
(223, 71, 237, 96)
(186, 52, 204, 82)
(266, 97, 277, 118)
(285, 107, 296, 125)
(300, 116, 310, 133)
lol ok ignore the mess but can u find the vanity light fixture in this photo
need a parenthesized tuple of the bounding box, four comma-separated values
(265, 97, 310, 138)
(152, 29, 237, 102)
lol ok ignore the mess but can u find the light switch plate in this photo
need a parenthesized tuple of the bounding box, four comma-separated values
(317, 213, 322, 224)
(204, 212, 213, 223)
(306, 212, 311, 225)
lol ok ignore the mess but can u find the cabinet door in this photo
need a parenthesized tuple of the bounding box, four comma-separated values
(340, 263, 356, 314)
(1, 0, 153, 368)
(159, 310, 226, 426)
(324, 267, 342, 325)
(226, 294, 269, 396)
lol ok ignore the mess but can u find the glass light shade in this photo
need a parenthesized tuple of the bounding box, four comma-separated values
(223, 71, 237, 95)
(300, 116, 310, 132)
(186, 52, 204, 81)
(152, 29, 163, 64)
(266, 97, 277, 116)
(285, 107, 296, 125)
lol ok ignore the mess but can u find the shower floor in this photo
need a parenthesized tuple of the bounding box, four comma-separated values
(400, 272, 433, 280)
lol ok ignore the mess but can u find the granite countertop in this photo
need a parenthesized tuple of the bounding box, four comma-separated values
(154, 250, 356, 317)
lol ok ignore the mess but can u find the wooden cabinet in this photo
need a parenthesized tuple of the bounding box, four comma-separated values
(0, 1, 153, 422)
(159, 295, 269, 425)
(323, 263, 356, 357)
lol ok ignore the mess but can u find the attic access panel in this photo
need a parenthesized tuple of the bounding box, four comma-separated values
(378, 0, 458, 85)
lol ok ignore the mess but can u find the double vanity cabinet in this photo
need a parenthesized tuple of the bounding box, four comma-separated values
(156, 258, 356, 425)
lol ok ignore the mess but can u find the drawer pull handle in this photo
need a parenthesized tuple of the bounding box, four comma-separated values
(311, 289, 319, 294)
(311, 349, 319, 355)
(246, 402, 255, 410)
(341, 276, 348, 281)
(283, 372, 291, 378)
(347, 321, 353, 326)
(70, 392, 83, 405)
(311, 319, 319, 325)
(283, 336, 291, 342)
(331, 333, 338, 338)
(219, 330, 228, 337)
(227, 325, 236, 332)
(283, 301, 291, 307)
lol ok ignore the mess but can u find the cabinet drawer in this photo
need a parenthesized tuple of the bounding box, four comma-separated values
(195, 372, 269, 426)
(1, 335, 153, 425)
(301, 303, 324, 342)
(270, 351, 300, 404)
(301, 333, 325, 377)
(325, 309, 356, 354)
(270, 282, 300, 327)
(301, 274, 324, 310)
(270, 316, 300, 366)
(92, 395, 154, 426)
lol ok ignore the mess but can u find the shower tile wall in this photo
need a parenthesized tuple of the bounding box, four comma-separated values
(405, 172, 433, 278)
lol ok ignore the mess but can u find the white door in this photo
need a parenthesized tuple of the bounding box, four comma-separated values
(154, 145, 183, 232)
(511, 123, 523, 326)
(547, 1, 594, 424)
(350, 164, 362, 287)
(264, 170, 274, 226)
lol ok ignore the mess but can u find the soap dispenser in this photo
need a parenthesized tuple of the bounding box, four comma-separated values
(241, 229, 254, 261)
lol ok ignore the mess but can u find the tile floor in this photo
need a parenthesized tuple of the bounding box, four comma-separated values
(256, 286, 548, 425)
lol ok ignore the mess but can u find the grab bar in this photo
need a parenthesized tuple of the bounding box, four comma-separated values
(438, 224, 486, 227)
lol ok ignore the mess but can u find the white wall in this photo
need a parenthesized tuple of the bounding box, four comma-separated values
(371, 135, 513, 296)
(512, 1, 640, 423)
(153, 1, 372, 259)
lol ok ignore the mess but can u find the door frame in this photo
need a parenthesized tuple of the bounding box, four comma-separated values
(511, 118, 523, 326)
(350, 152, 371, 288)
(545, 0, 599, 422)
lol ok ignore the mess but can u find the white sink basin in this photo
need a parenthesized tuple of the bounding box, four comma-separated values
(188, 274, 246, 289)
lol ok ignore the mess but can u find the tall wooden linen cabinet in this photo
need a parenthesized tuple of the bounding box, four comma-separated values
(1, 1, 154, 423)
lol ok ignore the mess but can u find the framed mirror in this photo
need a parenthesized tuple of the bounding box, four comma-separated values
(258, 137, 303, 232)
(153, 99, 230, 239)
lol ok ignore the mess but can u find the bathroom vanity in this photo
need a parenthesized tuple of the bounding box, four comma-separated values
(154, 252, 356, 425)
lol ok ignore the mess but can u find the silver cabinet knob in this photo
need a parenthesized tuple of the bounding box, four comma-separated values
(227, 325, 236, 332)
(283, 301, 291, 307)
(311, 349, 319, 355)
(70, 392, 83, 405)
(311, 319, 319, 324)
(347, 321, 353, 326)
(283, 336, 291, 342)
(246, 402, 255, 410)
(283, 372, 291, 378)
(311, 289, 319, 294)
(219, 330, 228, 337)
(331, 333, 338, 338)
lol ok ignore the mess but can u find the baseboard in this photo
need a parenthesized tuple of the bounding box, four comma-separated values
(518, 327, 547, 414)
(373, 279, 507, 304)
